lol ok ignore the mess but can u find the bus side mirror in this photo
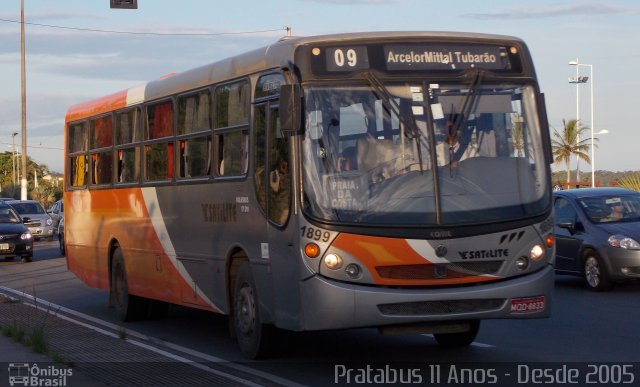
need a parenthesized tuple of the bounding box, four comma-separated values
(280, 84, 301, 132)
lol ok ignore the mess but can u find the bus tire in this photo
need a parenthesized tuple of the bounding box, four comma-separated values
(433, 320, 480, 347)
(111, 247, 147, 322)
(233, 261, 274, 359)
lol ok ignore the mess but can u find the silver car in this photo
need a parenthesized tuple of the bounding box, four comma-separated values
(47, 199, 64, 231)
(7, 200, 55, 241)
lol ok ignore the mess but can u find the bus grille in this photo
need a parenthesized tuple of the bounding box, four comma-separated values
(376, 261, 503, 280)
(378, 299, 506, 316)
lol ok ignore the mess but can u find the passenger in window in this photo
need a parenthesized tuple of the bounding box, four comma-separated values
(338, 147, 357, 172)
(269, 159, 289, 193)
(602, 199, 626, 222)
(269, 158, 290, 224)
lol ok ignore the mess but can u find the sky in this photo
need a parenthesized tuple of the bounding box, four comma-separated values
(0, 0, 638, 174)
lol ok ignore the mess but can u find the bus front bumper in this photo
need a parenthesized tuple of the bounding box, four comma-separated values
(298, 264, 553, 331)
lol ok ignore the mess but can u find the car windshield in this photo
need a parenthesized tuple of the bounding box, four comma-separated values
(0, 208, 21, 223)
(10, 202, 46, 215)
(301, 81, 549, 226)
(577, 194, 640, 223)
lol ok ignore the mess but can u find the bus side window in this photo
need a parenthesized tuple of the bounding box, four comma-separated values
(117, 148, 140, 183)
(145, 101, 174, 181)
(215, 79, 250, 177)
(68, 122, 88, 187)
(179, 136, 211, 178)
(216, 131, 248, 176)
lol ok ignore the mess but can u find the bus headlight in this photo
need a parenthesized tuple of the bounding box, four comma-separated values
(324, 253, 343, 270)
(530, 244, 544, 261)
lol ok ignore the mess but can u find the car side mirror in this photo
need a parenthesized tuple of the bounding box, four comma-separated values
(557, 221, 576, 234)
(22, 216, 30, 223)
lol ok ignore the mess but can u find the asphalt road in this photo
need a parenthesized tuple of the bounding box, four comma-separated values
(2, 240, 639, 386)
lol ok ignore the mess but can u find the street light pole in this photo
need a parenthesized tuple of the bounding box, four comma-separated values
(569, 60, 597, 187)
(569, 59, 591, 187)
(586, 64, 595, 187)
(574, 59, 580, 185)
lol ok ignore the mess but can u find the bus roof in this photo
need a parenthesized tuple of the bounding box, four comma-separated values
(65, 31, 525, 123)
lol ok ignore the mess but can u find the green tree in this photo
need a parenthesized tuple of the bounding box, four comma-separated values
(551, 119, 592, 184)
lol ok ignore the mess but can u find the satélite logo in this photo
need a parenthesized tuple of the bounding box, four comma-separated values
(8, 363, 72, 386)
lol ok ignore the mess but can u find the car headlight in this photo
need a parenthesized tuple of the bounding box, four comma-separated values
(20, 232, 32, 240)
(608, 234, 640, 250)
(46, 218, 53, 226)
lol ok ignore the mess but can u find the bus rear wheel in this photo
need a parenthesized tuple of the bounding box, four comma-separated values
(233, 261, 274, 359)
(433, 320, 480, 347)
(111, 247, 146, 321)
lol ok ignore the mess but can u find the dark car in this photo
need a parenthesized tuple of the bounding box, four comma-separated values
(58, 216, 65, 256)
(0, 203, 33, 262)
(553, 188, 640, 291)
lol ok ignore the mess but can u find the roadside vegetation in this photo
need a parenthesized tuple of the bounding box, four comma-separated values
(0, 151, 62, 208)
(0, 293, 71, 366)
(551, 119, 638, 189)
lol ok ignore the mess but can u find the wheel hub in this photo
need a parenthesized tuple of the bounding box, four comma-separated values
(237, 285, 256, 335)
(585, 257, 600, 287)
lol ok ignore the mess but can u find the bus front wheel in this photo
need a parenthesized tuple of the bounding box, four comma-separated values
(233, 262, 274, 359)
(433, 320, 480, 347)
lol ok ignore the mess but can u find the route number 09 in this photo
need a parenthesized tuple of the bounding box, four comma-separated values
(334, 49, 358, 68)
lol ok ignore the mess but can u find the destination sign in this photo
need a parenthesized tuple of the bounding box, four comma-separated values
(309, 42, 521, 76)
(384, 44, 511, 71)
(324, 46, 370, 72)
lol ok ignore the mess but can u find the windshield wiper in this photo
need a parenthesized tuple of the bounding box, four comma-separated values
(447, 69, 485, 176)
(362, 71, 426, 174)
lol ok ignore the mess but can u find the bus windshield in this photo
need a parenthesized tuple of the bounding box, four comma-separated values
(301, 81, 549, 225)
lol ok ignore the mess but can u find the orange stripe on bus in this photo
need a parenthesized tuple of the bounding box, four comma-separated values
(332, 233, 499, 286)
(65, 89, 128, 122)
(64, 188, 218, 313)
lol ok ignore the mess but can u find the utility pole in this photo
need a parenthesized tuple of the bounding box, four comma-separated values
(20, 0, 28, 200)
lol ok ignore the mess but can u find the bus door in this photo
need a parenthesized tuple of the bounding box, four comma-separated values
(254, 101, 293, 239)
(254, 96, 296, 323)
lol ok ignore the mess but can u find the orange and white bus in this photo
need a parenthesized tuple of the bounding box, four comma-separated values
(64, 31, 555, 358)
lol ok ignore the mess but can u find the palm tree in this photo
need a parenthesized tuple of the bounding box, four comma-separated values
(551, 119, 591, 184)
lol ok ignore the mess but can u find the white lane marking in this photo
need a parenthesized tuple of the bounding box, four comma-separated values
(470, 342, 495, 348)
(0, 286, 304, 387)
